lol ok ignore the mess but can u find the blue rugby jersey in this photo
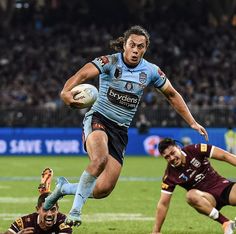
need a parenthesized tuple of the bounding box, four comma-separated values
(90, 52, 167, 128)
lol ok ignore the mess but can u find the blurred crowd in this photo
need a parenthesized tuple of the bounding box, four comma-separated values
(0, 0, 236, 127)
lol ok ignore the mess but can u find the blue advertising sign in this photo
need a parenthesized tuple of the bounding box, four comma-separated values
(127, 128, 226, 156)
(0, 128, 83, 155)
(0, 128, 227, 156)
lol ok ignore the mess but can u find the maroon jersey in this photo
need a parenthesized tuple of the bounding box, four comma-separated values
(161, 144, 231, 196)
(8, 212, 72, 234)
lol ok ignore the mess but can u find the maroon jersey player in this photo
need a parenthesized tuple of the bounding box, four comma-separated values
(4, 193, 72, 234)
(152, 138, 236, 234)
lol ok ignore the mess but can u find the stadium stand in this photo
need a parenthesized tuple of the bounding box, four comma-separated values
(0, 0, 236, 127)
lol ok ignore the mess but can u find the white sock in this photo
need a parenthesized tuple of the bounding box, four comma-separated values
(61, 183, 78, 195)
(61, 183, 94, 197)
(70, 170, 97, 213)
(209, 208, 219, 219)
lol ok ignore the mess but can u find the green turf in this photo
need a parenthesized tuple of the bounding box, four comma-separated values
(0, 156, 235, 233)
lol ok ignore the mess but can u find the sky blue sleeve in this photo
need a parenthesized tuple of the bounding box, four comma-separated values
(91, 55, 113, 74)
(151, 64, 167, 89)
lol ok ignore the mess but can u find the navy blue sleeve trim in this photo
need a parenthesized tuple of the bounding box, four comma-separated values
(90, 62, 102, 74)
(156, 77, 167, 89)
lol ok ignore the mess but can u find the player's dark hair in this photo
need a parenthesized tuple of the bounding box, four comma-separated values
(158, 138, 180, 154)
(110, 25, 150, 52)
(37, 192, 58, 208)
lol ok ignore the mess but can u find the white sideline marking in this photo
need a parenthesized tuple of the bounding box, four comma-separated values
(0, 213, 154, 222)
(0, 213, 25, 220)
(0, 197, 36, 203)
(0, 176, 235, 182)
(0, 176, 162, 182)
(0, 185, 11, 189)
(84, 213, 154, 222)
(0, 176, 39, 181)
(0, 197, 70, 203)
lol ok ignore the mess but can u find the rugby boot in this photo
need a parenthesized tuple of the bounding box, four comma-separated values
(43, 176, 69, 210)
(65, 209, 82, 227)
(222, 220, 236, 234)
(38, 168, 53, 194)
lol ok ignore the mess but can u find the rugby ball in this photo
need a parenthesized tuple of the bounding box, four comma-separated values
(71, 84, 98, 109)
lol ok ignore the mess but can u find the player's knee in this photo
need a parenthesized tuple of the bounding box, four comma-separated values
(94, 182, 115, 199)
(91, 155, 108, 173)
(186, 189, 199, 205)
(95, 189, 111, 199)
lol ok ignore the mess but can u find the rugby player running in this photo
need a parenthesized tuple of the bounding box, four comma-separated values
(43, 25, 208, 227)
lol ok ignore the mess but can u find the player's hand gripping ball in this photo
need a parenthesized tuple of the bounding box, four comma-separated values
(71, 84, 98, 109)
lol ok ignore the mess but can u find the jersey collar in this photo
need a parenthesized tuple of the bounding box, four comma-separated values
(120, 53, 142, 69)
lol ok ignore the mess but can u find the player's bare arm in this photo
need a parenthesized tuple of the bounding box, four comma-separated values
(152, 192, 172, 234)
(211, 146, 236, 166)
(160, 81, 208, 141)
(60, 63, 99, 106)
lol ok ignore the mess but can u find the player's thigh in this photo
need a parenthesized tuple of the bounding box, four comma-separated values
(186, 189, 216, 206)
(86, 130, 109, 159)
(228, 183, 236, 205)
(201, 191, 217, 207)
(95, 155, 122, 191)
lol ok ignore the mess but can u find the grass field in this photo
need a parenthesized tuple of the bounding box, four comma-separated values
(0, 156, 235, 234)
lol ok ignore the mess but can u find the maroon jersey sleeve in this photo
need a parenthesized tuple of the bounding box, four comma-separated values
(9, 217, 23, 233)
(184, 143, 213, 159)
(161, 170, 176, 194)
(8, 213, 37, 233)
(57, 212, 72, 233)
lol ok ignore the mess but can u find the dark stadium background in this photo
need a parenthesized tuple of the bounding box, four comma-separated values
(0, 0, 235, 128)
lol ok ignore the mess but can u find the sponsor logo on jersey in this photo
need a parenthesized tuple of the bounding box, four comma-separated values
(161, 182, 169, 189)
(92, 123, 105, 131)
(187, 168, 196, 178)
(157, 68, 166, 79)
(97, 56, 109, 67)
(200, 143, 207, 152)
(139, 72, 147, 84)
(107, 87, 139, 109)
(179, 173, 188, 181)
(114, 66, 122, 79)
(16, 218, 24, 230)
(125, 82, 133, 91)
(194, 173, 205, 183)
(190, 158, 201, 168)
(138, 83, 147, 89)
(59, 222, 71, 230)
